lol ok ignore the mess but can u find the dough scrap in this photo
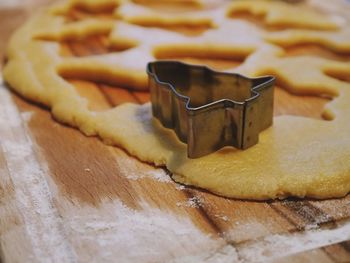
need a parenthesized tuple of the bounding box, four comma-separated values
(34, 18, 115, 41)
(4, 0, 350, 200)
(57, 19, 263, 89)
(265, 27, 350, 54)
(226, 0, 343, 30)
(115, 1, 216, 28)
(53, 0, 122, 14)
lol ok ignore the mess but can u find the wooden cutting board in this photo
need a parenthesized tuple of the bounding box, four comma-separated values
(1, 1, 350, 262)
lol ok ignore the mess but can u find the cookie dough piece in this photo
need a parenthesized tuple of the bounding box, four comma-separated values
(265, 27, 350, 54)
(115, 2, 216, 28)
(226, 0, 342, 30)
(56, 19, 263, 89)
(234, 44, 349, 98)
(52, 0, 122, 14)
(132, 0, 203, 8)
(34, 19, 114, 41)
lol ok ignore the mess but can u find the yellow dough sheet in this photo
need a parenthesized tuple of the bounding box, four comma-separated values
(4, 0, 350, 200)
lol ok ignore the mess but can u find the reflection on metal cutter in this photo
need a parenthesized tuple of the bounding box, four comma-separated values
(147, 61, 275, 158)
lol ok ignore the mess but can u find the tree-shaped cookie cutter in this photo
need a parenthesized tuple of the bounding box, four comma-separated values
(147, 61, 275, 158)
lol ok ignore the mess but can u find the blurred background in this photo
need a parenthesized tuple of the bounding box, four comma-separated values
(0, 0, 56, 68)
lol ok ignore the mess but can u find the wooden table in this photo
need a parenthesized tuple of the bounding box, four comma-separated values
(1, 1, 350, 262)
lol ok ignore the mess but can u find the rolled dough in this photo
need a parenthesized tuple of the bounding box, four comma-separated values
(4, 0, 350, 199)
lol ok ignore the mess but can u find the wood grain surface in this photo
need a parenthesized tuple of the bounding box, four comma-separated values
(1, 1, 350, 262)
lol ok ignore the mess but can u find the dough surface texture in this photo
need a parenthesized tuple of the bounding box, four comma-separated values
(4, 0, 350, 199)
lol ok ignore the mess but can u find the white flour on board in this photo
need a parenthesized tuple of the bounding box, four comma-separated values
(175, 184, 186, 190)
(20, 111, 33, 122)
(114, 151, 190, 189)
(123, 167, 173, 183)
(0, 80, 76, 262)
(237, 221, 350, 262)
(115, 151, 173, 183)
(176, 196, 204, 208)
(64, 199, 241, 263)
(145, 169, 173, 183)
(214, 214, 229, 222)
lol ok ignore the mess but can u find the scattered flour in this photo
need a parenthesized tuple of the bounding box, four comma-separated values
(64, 199, 240, 263)
(304, 223, 320, 231)
(176, 196, 204, 208)
(118, 154, 173, 184)
(20, 111, 33, 122)
(146, 169, 172, 183)
(224, 220, 273, 246)
(0, 82, 76, 262)
(175, 184, 186, 191)
(236, 221, 350, 262)
(214, 215, 229, 222)
(170, 245, 241, 263)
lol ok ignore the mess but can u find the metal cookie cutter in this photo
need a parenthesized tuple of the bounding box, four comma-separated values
(147, 61, 275, 158)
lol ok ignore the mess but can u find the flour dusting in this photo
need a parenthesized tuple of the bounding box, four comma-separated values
(0, 84, 76, 262)
(65, 199, 240, 263)
(214, 214, 229, 222)
(170, 245, 240, 263)
(237, 221, 350, 262)
(146, 169, 172, 183)
(176, 196, 204, 208)
(116, 152, 173, 183)
(21, 111, 33, 122)
(175, 184, 186, 191)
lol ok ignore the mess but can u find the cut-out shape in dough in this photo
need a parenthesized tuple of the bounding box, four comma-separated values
(115, 2, 215, 28)
(56, 20, 262, 89)
(34, 19, 114, 41)
(52, 0, 122, 14)
(265, 27, 350, 54)
(226, 0, 342, 30)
